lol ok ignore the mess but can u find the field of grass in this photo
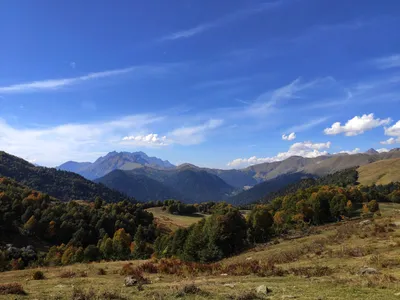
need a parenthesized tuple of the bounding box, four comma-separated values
(146, 207, 206, 231)
(358, 158, 400, 186)
(2, 203, 400, 299)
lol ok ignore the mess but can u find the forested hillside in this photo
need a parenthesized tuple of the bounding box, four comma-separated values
(0, 151, 129, 202)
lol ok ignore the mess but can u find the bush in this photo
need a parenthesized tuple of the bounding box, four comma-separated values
(32, 270, 45, 280)
(176, 284, 207, 297)
(120, 263, 148, 284)
(97, 268, 107, 275)
(60, 270, 76, 278)
(71, 287, 96, 300)
(137, 262, 158, 273)
(0, 283, 27, 295)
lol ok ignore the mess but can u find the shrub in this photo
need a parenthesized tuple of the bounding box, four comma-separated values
(100, 291, 127, 300)
(120, 263, 148, 284)
(32, 270, 45, 280)
(0, 283, 27, 295)
(137, 262, 158, 273)
(60, 270, 76, 278)
(97, 268, 107, 275)
(71, 287, 95, 300)
(176, 284, 207, 297)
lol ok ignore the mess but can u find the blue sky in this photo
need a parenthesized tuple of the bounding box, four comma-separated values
(1, 0, 400, 168)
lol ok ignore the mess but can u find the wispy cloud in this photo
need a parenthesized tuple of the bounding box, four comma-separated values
(159, 1, 282, 41)
(371, 54, 400, 69)
(244, 77, 332, 116)
(0, 64, 176, 94)
(193, 77, 250, 89)
(169, 119, 223, 145)
(285, 117, 329, 133)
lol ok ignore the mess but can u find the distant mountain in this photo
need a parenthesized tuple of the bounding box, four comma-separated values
(0, 151, 130, 202)
(97, 166, 235, 203)
(95, 170, 182, 202)
(58, 151, 175, 179)
(366, 148, 379, 155)
(229, 173, 308, 205)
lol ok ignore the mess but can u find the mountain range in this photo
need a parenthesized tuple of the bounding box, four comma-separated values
(58, 151, 175, 180)
(57, 148, 400, 204)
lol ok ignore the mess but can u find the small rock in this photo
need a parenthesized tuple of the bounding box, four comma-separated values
(223, 283, 235, 288)
(256, 285, 272, 295)
(124, 276, 138, 287)
(359, 220, 372, 226)
(246, 257, 253, 260)
(359, 267, 378, 275)
(394, 292, 400, 296)
(220, 273, 228, 276)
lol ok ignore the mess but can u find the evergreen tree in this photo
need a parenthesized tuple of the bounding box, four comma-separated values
(132, 225, 149, 259)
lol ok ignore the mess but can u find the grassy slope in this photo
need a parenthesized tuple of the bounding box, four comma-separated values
(357, 158, 400, 186)
(2, 203, 400, 299)
(146, 207, 206, 231)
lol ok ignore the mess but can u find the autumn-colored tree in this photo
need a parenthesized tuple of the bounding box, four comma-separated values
(345, 200, 353, 215)
(24, 215, 37, 232)
(362, 203, 370, 214)
(73, 247, 84, 263)
(48, 220, 56, 237)
(112, 228, 131, 259)
(61, 245, 75, 265)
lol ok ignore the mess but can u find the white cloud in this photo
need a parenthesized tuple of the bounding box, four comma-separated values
(70, 62, 76, 69)
(380, 137, 397, 145)
(377, 148, 389, 153)
(159, 2, 281, 41)
(324, 113, 391, 136)
(227, 141, 331, 167)
(384, 120, 400, 137)
(282, 132, 296, 141)
(371, 54, 400, 69)
(122, 134, 168, 146)
(0, 114, 163, 166)
(169, 119, 223, 145)
(334, 148, 361, 155)
(0, 64, 173, 94)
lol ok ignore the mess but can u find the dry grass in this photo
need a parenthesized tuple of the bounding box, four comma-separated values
(1, 203, 400, 299)
(358, 158, 400, 185)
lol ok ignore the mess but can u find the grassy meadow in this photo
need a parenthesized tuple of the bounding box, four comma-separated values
(2, 203, 400, 299)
